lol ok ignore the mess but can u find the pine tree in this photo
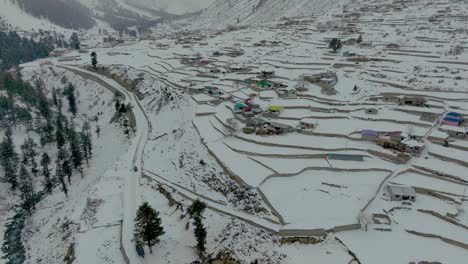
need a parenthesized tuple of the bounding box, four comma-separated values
(56, 115, 66, 149)
(64, 83, 77, 116)
(95, 125, 100, 137)
(55, 157, 68, 197)
(1, 127, 19, 189)
(193, 218, 207, 253)
(52, 87, 58, 106)
(69, 32, 80, 50)
(80, 125, 92, 165)
(188, 199, 207, 255)
(58, 148, 72, 183)
(357, 34, 363, 44)
(20, 136, 37, 166)
(91, 52, 97, 69)
(39, 118, 55, 146)
(69, 129, 83, 174)
(19, 165, 34, 213)
(81, 123, 92, 160)
(329, 38, 342, 53)
(188, 199, 207, 218)
(134, 202, 165, 254)
(41, 152, 53, 193)
(61, 76, 68, 85)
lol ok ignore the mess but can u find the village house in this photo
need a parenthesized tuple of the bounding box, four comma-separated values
(361, 130, 378, 141)
(242, 111, 255, 118)
(245, 99, 263, 114)
(439, 125, 466, 138)
(262, 105, 283, 118)
(218, 93, 232, 101)
(442, 116, 461, 126)
(256, 80, 273, 89)
(207, 87, 223, 96)
(399, 96, 427, 107)
(400, 138, 425, 154)
(187, 84, 207, 95)
(304, 72, 338, 87)
(278, 88, 297, 98)
(298, 120, 316, 130)
(269, 122, 295, 133)
(258, 70, 275, 79)
(387, 185, 416, 202)
(442, 112, 463, 126)
(376, 137, 402, 150)
(246, 117, 268, 127)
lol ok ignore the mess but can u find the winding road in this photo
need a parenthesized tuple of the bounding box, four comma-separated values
(57, 65, 150, 264)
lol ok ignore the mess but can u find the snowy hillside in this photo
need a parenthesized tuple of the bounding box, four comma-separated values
(188, 0, 347, 29)
(0, 0, 70, 33)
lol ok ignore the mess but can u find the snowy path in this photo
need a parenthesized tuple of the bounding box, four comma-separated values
(57, 65, 150, 264)
(143, 169, 282, 233)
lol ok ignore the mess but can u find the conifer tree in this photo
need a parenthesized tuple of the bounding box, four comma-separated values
(194, 219, 207, 253)
(56, 115, 66, 149)
(55, 155, 68, 197)
(41, 152, 53, 193)
(52, 87, 58, 106)
(357, 34, 363, 44)
(69, 32, 80, 50)
(19, 164, 34, 212)
(95, 125, 100, 137)
(134, 202, 165, 254)
(20, 137, 38, 177)
(1, 128, 19, 189)
(91, 52, 97, 69)
(80, 123, 92, 164)
(64, 83, 77, 116)
(39, 118, 55, 146)
(188, 199, 207, 255)
(58, 148, 72, 183)
(69, 129, 83, 174)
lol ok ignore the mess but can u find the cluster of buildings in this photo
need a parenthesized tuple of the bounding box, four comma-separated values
(439, 111, 466, 138)
(243, 117, 294, 136)
(304, 72, 338, 89)
(234, 98, 263, 118)
(362, 130, 425, 154)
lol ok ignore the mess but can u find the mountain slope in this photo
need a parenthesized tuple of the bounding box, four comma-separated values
(189, 0, 347, 29)
(10, 0, 95, 29)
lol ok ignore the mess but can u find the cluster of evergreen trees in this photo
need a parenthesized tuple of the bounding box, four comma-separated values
(134, 200, 208, 258)
(13, 0, 95, 30)
(0, 31, 51, 70)
(0, 72, 94, 212)
(0, 30, 81, 70)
